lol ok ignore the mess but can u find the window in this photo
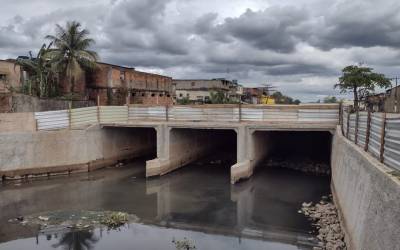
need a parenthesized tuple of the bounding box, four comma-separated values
(159, 94, 163, 97)
(191, 82, 195, 87)
(0, 74, 6, 81)
(179, 93, 183, 97)
(142, 93, 145, 97)
(151, 93, 155, 97)
(120, 71, 125, 81)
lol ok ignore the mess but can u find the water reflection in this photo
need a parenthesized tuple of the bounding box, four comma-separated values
(0, 158, 330, 249)
(52, 231, 98, 250)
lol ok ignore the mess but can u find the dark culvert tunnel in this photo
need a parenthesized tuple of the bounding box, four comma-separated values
(169, 128, 237, 175)
(255, 131, 333, 176)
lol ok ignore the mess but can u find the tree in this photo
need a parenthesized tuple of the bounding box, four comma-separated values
(210, 90, 228, 104)
(323, 96, 338, 103)
(335, 65, 391, 110)
(46, 21, 98, 93)
(16, 43, 58, 97)
(271, 91, 301, 104)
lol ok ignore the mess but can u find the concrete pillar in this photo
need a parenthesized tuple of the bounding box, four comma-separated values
(231, 128, 270, 184)
(146, 127, 216, 177)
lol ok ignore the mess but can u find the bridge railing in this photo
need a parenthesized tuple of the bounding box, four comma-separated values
(127, 104, 339, 123)
(341, 106, 400, 172)
(33, 103, 340, 131)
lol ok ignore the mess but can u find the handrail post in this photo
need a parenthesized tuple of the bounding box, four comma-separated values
(346, 110, 350, 139)
(96, 95, 100, 124)
(355, 110, 359, 145)
(379, 112, 387, 163)
(365, 110, 371, 152)
(238, 102, 242, 122)
(166, 105, 169, 122)
(68, 101, 72, 130)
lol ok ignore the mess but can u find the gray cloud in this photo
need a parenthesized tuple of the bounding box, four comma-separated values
(0, 0, 400, 101)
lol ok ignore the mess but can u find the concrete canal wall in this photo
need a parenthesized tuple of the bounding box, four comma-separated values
(0, 126, 155, 178)
(331, 127, 400, 250)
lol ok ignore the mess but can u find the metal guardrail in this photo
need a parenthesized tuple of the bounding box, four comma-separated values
(341, 106, 400, 172)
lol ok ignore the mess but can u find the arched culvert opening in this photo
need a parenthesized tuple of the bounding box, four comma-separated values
(257, 131, 332, 176)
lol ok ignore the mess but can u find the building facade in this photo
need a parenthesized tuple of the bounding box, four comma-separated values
(0, 60, 23, 94)
(85, 62, 174, 105)
(242, 87, 263, 104)
(174, 78, 237, 103)
(384, 85, 400, 113)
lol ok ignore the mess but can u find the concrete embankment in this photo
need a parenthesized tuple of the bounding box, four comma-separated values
(331, 127, 400, 250)
(0, 125, 155, 179)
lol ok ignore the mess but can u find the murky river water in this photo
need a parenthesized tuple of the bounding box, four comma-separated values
(0, 157, 330, 250)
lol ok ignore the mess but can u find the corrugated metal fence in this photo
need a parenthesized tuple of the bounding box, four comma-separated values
(34, 104, 340, 130)
(35, 110, 69, 130)
(341, 106, 400, 171)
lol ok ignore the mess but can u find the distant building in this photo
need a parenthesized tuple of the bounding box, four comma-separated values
(87, 62, 173, 105)
(363, 85, 400, 113)
(384, 85, 400, 113)
(242, 87, 263, 104)
(0, 59, 174, 106)
(173, 78, 233, 103)
(0, 59, 25, 94)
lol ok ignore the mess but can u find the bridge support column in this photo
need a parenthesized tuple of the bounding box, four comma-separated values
(231, 128, 271, 184)
(146, 127, 215, 177)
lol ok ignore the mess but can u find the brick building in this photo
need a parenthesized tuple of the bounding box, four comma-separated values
(87, 62, 173, 105)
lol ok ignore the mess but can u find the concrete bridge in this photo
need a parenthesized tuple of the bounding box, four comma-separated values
(99, 103, 339, 183)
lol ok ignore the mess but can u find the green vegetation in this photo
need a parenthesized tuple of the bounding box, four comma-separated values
(46, 21, 98, 93)
(323, 96, 338, 103)
(271, 91, 301, 104)
(209, 90, 229, 104)
(16, 21, 97, 98)
(177, 97, 191, 105)
(100, 212, 129, 229)
(335, 65, 390, 110)
(16, 43, 58, 97)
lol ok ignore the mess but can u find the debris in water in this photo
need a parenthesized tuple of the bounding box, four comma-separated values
(172, 237, 196, 250)
(8, 210, 139, 232)
(38, 216, 49, 221)
(100, 212, 129, 229)
(299, 195, 347, 250)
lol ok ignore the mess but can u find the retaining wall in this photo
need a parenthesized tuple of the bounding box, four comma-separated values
(0, 126, 155, 178)
(331, 127, 400, 250)
(0, 112, 36, 132)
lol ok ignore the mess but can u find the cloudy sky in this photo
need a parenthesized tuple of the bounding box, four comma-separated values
(1, 0, 400, 101)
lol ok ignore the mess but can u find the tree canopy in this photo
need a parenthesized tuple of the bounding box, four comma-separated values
(323, 96, 338, 103)
(46, 21, 98, 93)
(271, 91, 301, 104)
(335, 65, 390, 110)
(16, 43, 58, 97)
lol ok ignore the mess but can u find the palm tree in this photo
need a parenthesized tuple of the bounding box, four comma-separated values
(46, 21, 98, 93)
(16, 43, 57, 97)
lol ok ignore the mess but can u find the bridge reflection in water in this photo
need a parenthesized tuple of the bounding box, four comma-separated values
(0, 157, 329, 249)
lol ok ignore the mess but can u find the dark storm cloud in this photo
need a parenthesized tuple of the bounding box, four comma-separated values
(264, 64, 337, 76)
(1, 0, 400, 101)
(309, 0, 400, 50)
(215, 7, 308, 52)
